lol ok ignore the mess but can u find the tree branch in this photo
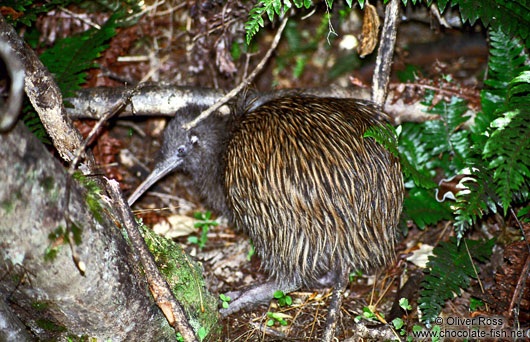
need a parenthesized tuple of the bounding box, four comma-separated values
(371, 0, 400, 106)
(0, 14, 94, 168)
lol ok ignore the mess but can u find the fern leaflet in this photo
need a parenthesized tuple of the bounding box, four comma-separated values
(483, 71, 530, 214)
(39, 14, 120, 99)
(419, 237, 495, 325)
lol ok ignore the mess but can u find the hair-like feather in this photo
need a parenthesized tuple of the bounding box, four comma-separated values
(225, 96, 403, 286)
(133, 95, 404, 288)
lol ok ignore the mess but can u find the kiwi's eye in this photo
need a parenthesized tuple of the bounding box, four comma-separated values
(177, 145, 186, 156)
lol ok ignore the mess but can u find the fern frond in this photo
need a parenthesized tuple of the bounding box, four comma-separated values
(419, 237, 495, 324)
(483, 71, 530, 215)
(368, 123, 437, 189)
(420, 92, 471, 174)
(39, 14, 120, 98)
(453, 165, 498, 239)
(474, 27, 529, 143)
(403, 188, 453, 229)
(22, 104, 51, 145)
(244, 0, 293, 45)
(398, 123, 437, 189)
(364, 123, 399, 157)
(448, 0, 530, 49)
(3, 0, 78, 27)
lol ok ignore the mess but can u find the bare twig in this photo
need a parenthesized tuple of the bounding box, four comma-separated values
(183, 15, 289, 130)
(508, 208, 530, 323)
(69, 87, 136, 173)
(106, 179, 198, 342)
(58, 7, 101, 29)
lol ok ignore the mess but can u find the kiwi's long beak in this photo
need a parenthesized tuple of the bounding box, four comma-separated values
(127, 156, 183, 206)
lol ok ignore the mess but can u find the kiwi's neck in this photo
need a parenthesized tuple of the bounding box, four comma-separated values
(185, 114, 235, 220)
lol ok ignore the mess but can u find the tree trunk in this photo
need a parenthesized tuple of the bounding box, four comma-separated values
(0, 122, 190, 341)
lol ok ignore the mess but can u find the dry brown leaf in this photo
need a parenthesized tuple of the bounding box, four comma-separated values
(358, 2, 380, 57)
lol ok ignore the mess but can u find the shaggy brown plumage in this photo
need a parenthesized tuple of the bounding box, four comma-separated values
(128, 94, 404, 321)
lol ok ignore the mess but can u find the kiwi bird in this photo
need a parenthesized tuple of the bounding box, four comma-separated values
(128, 94, 404, 337)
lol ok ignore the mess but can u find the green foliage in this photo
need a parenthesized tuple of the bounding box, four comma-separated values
(474, 27, 529, 145)
(421, 94, 471, 174)
(483, 71, 530, 214)
(39, 14, 119, 99)
(36, 318, 67, 332)
(349, 269, 363, 282)
(454, 28, 530, 234)
(140, 224, 218, 338)
(273, 16, 334, 82)
(219, 294, 231, 309)
(22, 106, 51, 145)
(266, 311, 288, 326)
(399, 297, 412, 311)
(453, 167, 498, 239)
(418, 238, 495, 324)
(354, 306, 380, 323)
(392, 298, 415, 339)
(198, 327, 207, 341)
(518, 205, 530, 223)
(188, 211, 218, 249)
(9, 1, 141, 144)
(247, 240, 255, 261)
(2, 0, 80, 27)
(273, 290, 293, 306)
(72, 172, 104, 224)
(447, 0, 530, 48)
(245, 0, 288, 45)
(364, 123, 399, 157)
(400, 27, 530, 233)
(469, 297, 484, 312)
(45, 223, 83, 261)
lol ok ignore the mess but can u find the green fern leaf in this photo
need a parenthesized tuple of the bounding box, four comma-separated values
(398, 123, 437, 189)
(420, 92, 471, 174)
(474, 27, 529, 142)
(449, 0, 530, 49)
(403, 188, 453, 229)
(419, 237, 495, 324)
(39, 13, 120, 99)
(453, 165, 498, 239)
(244, 0, 278, 44)
(483, 71, 530, 214)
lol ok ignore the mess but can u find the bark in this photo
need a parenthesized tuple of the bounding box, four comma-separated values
(65, 85, 437, 124)
(0, 15, 91, 166)
(0, 122, 178, 341)
(0, 299, 32, 342)
(66, 85, 226, 119)
(371, 0, 400, 106)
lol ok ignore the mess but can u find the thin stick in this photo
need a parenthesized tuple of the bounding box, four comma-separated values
(68, 87, 136, 172)
(183, 15, 289, 130)
(107, 179, 198, 342)
(508, 208, 530, 322)
(464, 240, 489, 312)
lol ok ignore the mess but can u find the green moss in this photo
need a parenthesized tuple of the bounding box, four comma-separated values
(36, 318, 67, 332)
(32, 301, 49, 311)
(40, 176, 54, 192)
(72, 172, 104, 225)
(139, 225, 218, 339)
(1, 200, 13, 213)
